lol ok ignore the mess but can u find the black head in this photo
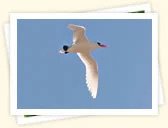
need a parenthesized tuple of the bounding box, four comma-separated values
(97, 42, 107, 48)
(97, 42, 101, 46)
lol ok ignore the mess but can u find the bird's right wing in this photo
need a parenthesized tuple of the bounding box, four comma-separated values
(77, 52, 98, 99)
(68, 24, 88, 44)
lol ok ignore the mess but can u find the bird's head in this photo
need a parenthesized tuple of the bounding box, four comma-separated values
(97, 42, 107, 48)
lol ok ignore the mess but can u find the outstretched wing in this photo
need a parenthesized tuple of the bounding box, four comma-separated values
(68, 24, 88, 44)
(77, 52, 98, 99)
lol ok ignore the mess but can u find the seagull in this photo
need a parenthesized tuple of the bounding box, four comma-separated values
(59, 24, 107, 99)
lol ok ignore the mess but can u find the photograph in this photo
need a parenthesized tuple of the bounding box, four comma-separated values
(10, 13, 158, 115)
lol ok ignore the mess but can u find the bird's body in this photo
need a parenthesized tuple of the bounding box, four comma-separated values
(59, 24, 107, 99)
(66, 42, 98, 53)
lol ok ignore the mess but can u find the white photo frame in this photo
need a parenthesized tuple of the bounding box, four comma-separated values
(92, 3, 151, 13)
(10, 13, 158, 115)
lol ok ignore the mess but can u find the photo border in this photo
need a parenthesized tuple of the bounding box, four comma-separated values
(10, 13, 158, 115)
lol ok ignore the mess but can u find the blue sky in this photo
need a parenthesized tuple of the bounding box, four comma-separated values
(17, 19, 152, 109)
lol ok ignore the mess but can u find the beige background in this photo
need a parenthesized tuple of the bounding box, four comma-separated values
(0, 0, 167, 127)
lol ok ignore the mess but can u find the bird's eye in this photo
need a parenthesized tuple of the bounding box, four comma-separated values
(97, 42, 101, 45)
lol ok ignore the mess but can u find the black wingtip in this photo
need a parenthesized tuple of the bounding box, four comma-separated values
(63, 45, 69, 51)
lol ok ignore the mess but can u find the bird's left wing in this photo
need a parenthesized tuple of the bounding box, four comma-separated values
(77, 52, 98, 99)
(68, 24, 88, 44)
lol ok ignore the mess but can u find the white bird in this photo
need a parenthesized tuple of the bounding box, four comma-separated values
(59, 24, 107, 99)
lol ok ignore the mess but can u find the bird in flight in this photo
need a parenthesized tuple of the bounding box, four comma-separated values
(59, 24, 107, 99)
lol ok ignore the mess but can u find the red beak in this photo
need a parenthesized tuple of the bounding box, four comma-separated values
(100, 44, 107, 48)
